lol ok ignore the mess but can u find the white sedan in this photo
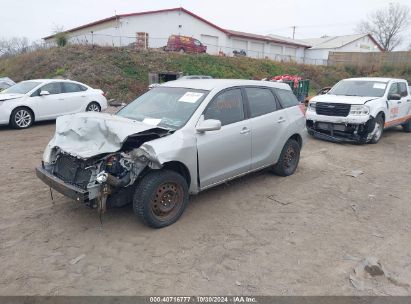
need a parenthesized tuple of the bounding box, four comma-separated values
(0, 79, 108, 129)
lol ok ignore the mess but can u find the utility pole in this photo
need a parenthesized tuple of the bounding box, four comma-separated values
(291, 26, 296, 39)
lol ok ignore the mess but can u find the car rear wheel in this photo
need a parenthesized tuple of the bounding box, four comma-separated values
(86, 102, 101, 112)
(369, 114, 384, 144)
(272, 139, 301, 176)
(10, 107, 34, 129)
(133, 170, 188, 228)
(402, 119, 411, 133)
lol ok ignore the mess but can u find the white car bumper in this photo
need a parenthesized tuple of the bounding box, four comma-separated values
(306, 109, 371, 125)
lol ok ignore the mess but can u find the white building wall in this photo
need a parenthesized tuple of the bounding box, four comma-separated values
(338, 37, 380, 52)
(45, 10, 309, 61)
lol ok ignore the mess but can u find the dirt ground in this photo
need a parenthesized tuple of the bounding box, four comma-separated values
(1, 118, 411, 296)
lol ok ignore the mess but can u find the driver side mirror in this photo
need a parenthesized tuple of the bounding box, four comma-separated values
(39, 90, 50, 96)
(196, 119, 221, 133)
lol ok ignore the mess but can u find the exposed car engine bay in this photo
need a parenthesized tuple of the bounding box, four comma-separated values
(43, 128, 172, 212)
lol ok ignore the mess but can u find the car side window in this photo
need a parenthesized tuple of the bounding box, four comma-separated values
(63, 82, 84, 93)
(204, 88, 244, 126)
(275, 89, 299, 108)
(388, 83, 400, 95)
(39, 82, 63, 95)
(245, 87, 277, 118)
(398, 82, 408, 97)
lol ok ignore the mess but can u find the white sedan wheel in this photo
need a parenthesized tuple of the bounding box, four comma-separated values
(14, 109, 33, 128)
(86, 103, 101, 112)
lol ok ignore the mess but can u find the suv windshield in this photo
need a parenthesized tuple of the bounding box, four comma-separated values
(1, 81, 41, 94)
(117, 87, 209, 130)
(328, 80, 387, 97)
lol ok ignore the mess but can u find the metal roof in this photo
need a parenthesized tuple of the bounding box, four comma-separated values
(301, 34, 383, 51)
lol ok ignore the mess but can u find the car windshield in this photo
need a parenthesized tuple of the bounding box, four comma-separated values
(328, 80, 387, 97)
(117, 87, 209, 130)
(1, 81, 41, 94)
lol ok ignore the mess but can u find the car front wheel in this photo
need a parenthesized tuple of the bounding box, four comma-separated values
(10, 107, 34, 129)
(272, 139, 301, 176)
(402, 119, 411, 133)
(133, 170, 189, 228)
(86, 102, 101, 112)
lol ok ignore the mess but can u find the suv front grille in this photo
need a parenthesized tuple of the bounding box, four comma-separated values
(316, 103, 351, 117)
(53, 154, 92, 190)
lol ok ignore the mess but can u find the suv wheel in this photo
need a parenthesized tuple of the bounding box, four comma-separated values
(272, 139, 301, 176)
(133, 170, 188, 228)
(369, 114, 384, 144)
(402, 119, 411, 133)
(10, 107, 34, 129)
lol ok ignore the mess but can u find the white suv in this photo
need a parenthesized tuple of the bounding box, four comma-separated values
(0, 79, 108, 129)
(306, 77, 411, 143)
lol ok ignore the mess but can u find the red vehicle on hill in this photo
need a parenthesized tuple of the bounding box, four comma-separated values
(164, 35, 207, 54)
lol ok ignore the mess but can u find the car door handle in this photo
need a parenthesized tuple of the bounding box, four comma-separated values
(81, 95, 86, 97)
(240, 127, 251, 135)
(397, 101, 402, 104)
(58, 98, 64, 101)
(277, 117, 286, 123)
(407, 99, 411, 102)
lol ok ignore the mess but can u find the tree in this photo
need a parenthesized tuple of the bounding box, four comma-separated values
(0, 37, 29, 57)
(52, 25, 68, 47)
(357, 2, 410, 51)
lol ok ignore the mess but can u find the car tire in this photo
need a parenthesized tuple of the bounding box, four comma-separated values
(10, 107, 34, 129)
(86, 102, 101, 112)
(272, 139, 301, 177)
(307, 129, 314, 136)
(133, 170, 189, 228)
(369, 114, 384, 144)
(402, 119, 411, 133)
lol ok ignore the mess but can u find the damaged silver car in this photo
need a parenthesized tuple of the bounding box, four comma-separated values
(36, 80, 306, 228)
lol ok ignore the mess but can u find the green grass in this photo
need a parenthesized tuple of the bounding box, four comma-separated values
(0, 45, 410, 103)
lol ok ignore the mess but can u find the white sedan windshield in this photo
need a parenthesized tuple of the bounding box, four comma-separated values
(1, 81, 41, 94)
(117, 87, 209, 130)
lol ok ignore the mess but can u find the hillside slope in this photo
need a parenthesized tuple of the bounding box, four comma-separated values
(1, 45, 410, 102)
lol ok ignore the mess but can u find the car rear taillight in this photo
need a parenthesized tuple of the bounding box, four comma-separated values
(102, 92, 107, 97)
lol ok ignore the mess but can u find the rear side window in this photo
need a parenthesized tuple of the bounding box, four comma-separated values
(204, 88, 244, 126)
(275, 89, 299, 108)
(398, 82, 408, 97)
(245, 87, 277, 118)
(63, 82, 87, 93)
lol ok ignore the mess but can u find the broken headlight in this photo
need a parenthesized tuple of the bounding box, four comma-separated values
(307, 102, 316, 111)
(349, 105, 370, 116)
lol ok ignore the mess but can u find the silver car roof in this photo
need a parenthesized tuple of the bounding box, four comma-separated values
(162, 79, 292, 91)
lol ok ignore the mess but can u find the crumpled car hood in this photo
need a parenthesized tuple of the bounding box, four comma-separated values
(45, 112, 168, 159)
(0, 93, 24, 101)
(311, 94, 379, 105)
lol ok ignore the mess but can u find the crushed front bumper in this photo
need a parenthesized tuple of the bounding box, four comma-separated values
(306, 118, 376, 143)
(35, 166, 90, 203)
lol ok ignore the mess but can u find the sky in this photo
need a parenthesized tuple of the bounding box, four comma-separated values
(1, 0, 410, 49)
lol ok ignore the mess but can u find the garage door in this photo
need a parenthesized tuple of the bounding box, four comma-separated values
(233, 39, 247, 52)
(284, 47, 297, 58)
(270, 44, 283, 59)
(201, 35, 219, 55)
(249, 42, 264, 58)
